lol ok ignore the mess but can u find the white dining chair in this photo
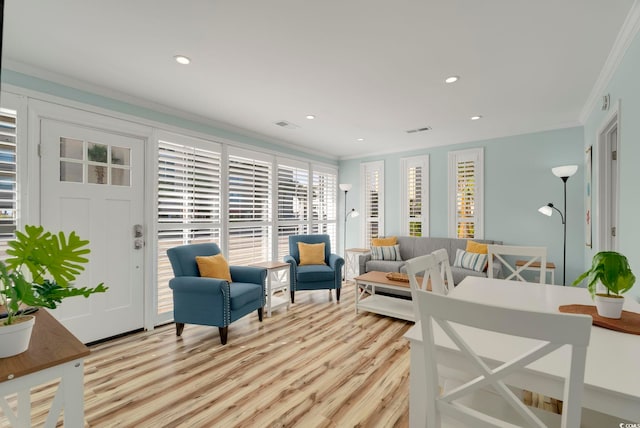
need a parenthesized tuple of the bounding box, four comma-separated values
(431, 248, 454, 295)
(487, 245, 547, 284)
(405, 253, 447, 323)
(415, 289, 592, 428)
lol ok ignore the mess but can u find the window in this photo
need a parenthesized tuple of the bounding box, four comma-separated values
(401, 155, 428, 237)
(360, 161, 384, 246)
(0, 108, 17, 258)
(157, 134, 222, 315)
(227, 148, 272, 265)
(311, 166, 337, 250)
(277, 158, 309, 261)
(448, 148, 483, 239)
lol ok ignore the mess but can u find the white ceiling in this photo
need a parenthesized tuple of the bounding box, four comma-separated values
(3, 0, 636, 159)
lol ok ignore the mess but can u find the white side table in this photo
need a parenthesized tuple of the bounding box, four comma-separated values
(249, 261, 290, 317)
(344, 248, 371, 281)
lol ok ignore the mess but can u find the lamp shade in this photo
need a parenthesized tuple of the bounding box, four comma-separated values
(538, 205, 553, 216)
(551, 165, 578, 178)
(339, 183, 352, 192)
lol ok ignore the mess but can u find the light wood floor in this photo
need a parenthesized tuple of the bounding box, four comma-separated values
(2, 283, 413, 428)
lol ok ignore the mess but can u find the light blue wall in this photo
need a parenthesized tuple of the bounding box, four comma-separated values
(340, 127, 585, 285)
(583, 28, 640, 301)
(1, 70, 338, 166)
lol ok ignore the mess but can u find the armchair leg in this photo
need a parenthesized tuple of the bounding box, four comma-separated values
(290, 289, 295, 304)
(176, 322, 185, 336)
(336, 288, 341, 302)
(218, 326, 228, 345)
(258, 307, 263, 322)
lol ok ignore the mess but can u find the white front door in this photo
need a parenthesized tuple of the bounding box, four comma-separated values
(40, 119, 145, 343)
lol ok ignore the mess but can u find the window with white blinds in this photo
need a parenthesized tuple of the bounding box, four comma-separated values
(0, 109, 17, 258)
(448, 148, 484, 239)
(311, 166, 338, 251)
(401, 155, 428, 237)
(228, 150, 272, 265)
(277, 159, 309, 261)
(360, 161, 384, 246)
(157, 136, 222, 315)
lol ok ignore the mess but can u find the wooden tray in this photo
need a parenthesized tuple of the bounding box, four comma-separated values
(385, 272, 410, 282)
(559, 304, 640, 335)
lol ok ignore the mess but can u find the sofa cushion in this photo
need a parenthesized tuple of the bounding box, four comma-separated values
(371, 245, 402, 261)
(466, 240, 489, 254)
(372, 236, 397, 246)
(229, 281, 263, 310)
(453, 249, 488, 272)
(451, 266, 488, 285)
(366, 260, 405, 273)
(296, 264, 335, 282)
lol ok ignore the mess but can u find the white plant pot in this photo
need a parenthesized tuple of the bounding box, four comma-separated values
(0, 315, 35, 358)
(594, 294, 624, 319)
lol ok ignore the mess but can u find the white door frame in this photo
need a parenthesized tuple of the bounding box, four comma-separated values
(595, 99, 621, 252)
(27, 99, 156, 332)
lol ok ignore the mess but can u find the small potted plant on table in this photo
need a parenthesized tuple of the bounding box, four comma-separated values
(0, 225, 107, 358)
(573, 251, 635, 319)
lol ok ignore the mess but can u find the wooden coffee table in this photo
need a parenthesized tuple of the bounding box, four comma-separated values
(354, 271, 416, 322)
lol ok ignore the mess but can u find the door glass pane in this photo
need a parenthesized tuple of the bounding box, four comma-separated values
(60, 137, 83, 160)
(111, 146, 130, 166)
(60, 161, 83, 182)
(87, 142, 108, 163)
(111, 167, 130, 186)
(88, 165, 108, 184)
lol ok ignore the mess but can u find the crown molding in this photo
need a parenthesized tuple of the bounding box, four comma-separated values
(3, 59, 339, 162)
(579, 0, 640, 123)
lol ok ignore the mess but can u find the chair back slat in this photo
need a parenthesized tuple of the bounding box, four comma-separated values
(487, 245, 547, 284)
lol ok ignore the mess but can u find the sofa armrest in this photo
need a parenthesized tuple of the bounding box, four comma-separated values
(230, 265, 267, 285)
(169, 276, 227, 296)
(359, 254, 371, 275)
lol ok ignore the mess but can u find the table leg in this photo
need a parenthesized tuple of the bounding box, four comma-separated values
(60, 359, 85, 428)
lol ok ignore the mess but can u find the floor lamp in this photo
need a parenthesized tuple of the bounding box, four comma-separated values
(538, 165, 578, 285)
(339, 183, 359, 280)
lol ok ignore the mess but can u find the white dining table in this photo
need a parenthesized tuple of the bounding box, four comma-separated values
(403, 276, 640, 427)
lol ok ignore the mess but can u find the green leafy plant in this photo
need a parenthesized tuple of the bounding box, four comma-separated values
(572, 251, 636, 298)
(0, 225, 107, 325)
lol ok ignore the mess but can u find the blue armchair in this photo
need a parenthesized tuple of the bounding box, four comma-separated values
(284, 234, 344, 303)
(167, 243, 267, 345)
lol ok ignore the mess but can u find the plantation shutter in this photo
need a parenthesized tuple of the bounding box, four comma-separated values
(228, 150, 272, 265)
(448, 148, 483, 239)
(311, 166, 337, 245)
(277, 159, 309, 260)
(157, 137, 222, 315)
(0, 109, 17, 257)
(361, 161, 384, 246)
(402, 156, 428, 237)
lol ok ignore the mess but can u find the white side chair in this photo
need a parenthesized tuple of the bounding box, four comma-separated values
(431, 248, 454, 295)
(405, 254, 447, 322)
(415, 289, 592, 428)
(487, 245, 547, 284)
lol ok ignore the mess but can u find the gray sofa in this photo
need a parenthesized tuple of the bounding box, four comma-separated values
(358, 236, 503, 286)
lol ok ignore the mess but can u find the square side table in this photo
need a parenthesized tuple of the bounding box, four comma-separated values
(249, 261, 291, 316)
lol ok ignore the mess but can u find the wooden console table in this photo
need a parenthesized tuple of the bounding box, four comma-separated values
(0, 308, 89, 427)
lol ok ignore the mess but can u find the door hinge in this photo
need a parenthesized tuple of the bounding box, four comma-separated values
(612, 150, 617, 161)
(611, 226, 617, 237)
(37, 144, 41, 157)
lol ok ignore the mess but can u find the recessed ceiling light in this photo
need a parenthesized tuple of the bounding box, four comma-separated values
(470, 115, 483, 120)
(306, 115, 316, 120)
(445, 76, 459, 83)
(356, 138, 364, 142)
(174, 55, 191, 65)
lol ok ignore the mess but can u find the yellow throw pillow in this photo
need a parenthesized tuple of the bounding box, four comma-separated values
(298, 242, 326, 266)
(372, 236, 397, 247)
(196, 254, 232, 282)
(466, 240, 488, 254)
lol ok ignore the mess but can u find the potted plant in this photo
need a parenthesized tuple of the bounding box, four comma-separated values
(0, 225, 107, 358)
(572, 251, 635, 319)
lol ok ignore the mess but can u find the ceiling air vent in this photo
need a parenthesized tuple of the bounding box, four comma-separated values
(274, 120, 300, 129)
(406, 126, 432, 134)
